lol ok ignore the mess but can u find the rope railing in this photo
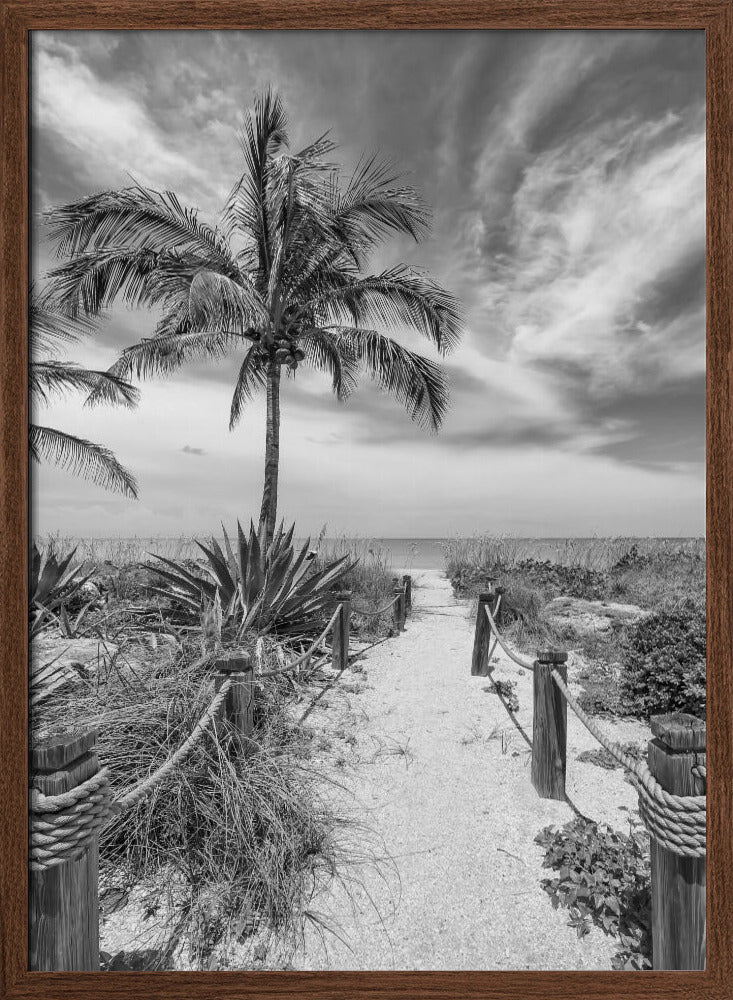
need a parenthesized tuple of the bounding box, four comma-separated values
(257, 607, 341, 677)
(30, 675, 236, 873)
(548, 667, 706, 859)
(479, 594, 706, 859)
(114, 675, 234, 811)
(483, 597, 535, 670)
(470, 581, 706, 969)
(352, 593, 400, 618)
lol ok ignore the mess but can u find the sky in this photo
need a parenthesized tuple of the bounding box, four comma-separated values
(30, 29, 706, 539)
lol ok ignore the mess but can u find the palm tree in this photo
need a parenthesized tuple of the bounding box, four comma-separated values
(43, 89, 462, 543)
(30, 294, 139, 497)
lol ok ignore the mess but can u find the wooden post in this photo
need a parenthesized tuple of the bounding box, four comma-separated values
(471, 589, 495, 676)
(214, 651, 254, 755)
(531, 649, 568, 800)
(494, 585, 506, 627)
(30, 729, 101, 971)
(392, 584, 405, 632)
(332, 590, 352, 671)
(648, 713, 706, 970)
(402, 574, 412, 614)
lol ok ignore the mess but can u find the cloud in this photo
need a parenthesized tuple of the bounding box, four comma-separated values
(31, 35, 231, 213)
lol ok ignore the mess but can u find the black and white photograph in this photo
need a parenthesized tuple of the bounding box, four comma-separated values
(28, 29, 706, 973)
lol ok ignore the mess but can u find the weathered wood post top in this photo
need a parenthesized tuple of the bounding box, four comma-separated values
(332, 589, 352, 671)
(471, 587, 496, 677)
(214, 650, 254, 753)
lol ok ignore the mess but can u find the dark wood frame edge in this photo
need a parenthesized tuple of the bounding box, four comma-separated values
(1, 2, 731, 998)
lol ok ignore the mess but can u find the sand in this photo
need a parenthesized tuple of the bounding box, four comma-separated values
(289, 568, 651, 971)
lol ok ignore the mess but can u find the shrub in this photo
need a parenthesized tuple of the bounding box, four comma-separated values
(619, 606, 706, 719)
(29, 541, 94, 636)
(150, 520, 353, 637)
(535, 817, 651, 970)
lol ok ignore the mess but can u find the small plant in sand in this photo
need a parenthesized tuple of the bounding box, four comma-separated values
(535, 817, 651, 970)
(149, 519, 353, 637)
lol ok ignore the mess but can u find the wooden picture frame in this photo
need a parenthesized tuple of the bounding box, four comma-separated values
(1, 2, 730, 997)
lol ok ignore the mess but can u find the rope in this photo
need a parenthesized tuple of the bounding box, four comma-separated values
(352, 594, 400, 618)
(549, 668, 706, 858)
(257, 607, 340, 678)
(113, 676, 233, 811)
(483, 599, 536, 671)
(30, 769, 114, 870)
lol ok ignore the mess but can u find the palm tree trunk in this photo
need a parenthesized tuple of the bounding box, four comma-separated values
(259, 360, 281, 545)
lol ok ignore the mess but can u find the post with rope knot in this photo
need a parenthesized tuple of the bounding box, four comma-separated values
(214, 651, 255, 757)
(532, 649, 568, 801)
(332, 590, 352, 671)
(30, 729, 105, 970)
(648, 713, 706, 970)
(391, 579, 406, 633)
(471, 585, 495, 676)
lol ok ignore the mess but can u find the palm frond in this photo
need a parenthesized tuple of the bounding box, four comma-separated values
(331, 153, 431, 256)
(44, 248, 162, 318)
(29, 295, 96, 355)
(222, 88, 290, 269)
(299, 327, 360, 401)
(310, 264, 463, 355)
(44, 185, 236, 274)
(115, 326, 253, 382)
(30, 360, 140, 408)
(229, 346, 268, 429)
(30, 424, 138, 498)
(332, 327, 450, 430)
(188, 269, 268, 332)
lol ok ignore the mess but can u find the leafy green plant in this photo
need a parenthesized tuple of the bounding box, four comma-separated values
(535, 817, 651, 970)
(491, 678, 519, 713)
(29, 542, 93, 637)
(619, 606, 706, 719)
(150, 520, 353, 636)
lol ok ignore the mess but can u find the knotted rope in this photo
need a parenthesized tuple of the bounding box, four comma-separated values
(30, 769, 114, 871)
(549, 668, 706, 858)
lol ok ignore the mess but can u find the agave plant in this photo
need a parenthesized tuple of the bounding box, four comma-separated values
(29, 542, 94, 637)
(149, 520, 353, 636)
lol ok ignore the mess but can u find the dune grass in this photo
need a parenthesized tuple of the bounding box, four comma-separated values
(445, 535, 705, 612)
(311, 536, 398, 639)
(32, 620, 375, 969)
(447, 536, 706, 718)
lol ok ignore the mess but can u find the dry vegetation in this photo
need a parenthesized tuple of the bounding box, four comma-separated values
(31, 533, 397, 969)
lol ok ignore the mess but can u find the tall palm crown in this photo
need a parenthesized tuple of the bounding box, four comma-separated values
(30, 295, 139, 498)
(45, 90, 462, 541)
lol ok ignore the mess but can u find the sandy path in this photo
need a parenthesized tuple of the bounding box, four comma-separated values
(292, 569, 650, 971)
